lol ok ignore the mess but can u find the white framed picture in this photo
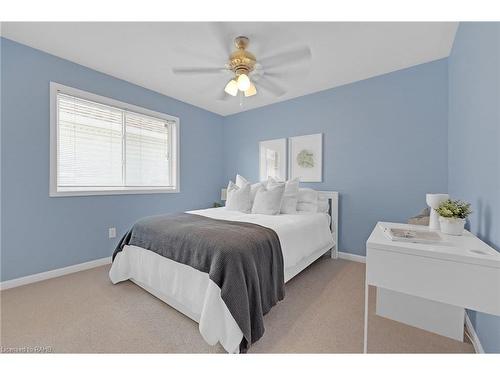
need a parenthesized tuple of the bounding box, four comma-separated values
(259, 138, 287, 181)
(289, 133, 323, 182)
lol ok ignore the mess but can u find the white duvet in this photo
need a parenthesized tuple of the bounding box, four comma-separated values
(109, 207, 334, 353)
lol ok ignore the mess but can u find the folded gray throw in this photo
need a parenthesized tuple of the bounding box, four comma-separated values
(113, 212, 285, 352)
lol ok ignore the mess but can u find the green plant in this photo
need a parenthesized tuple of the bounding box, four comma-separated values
(435, 199, 472, 219)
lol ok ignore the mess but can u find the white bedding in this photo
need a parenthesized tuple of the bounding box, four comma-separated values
(189, 208, 334, 274)
(109, 207, 334, 353)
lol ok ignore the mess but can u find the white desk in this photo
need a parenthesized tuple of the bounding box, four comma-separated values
(364, 222, 500, 353)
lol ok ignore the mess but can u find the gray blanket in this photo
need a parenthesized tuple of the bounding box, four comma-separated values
(113, 212, 285, 351)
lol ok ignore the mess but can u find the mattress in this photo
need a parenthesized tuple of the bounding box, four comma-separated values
(109, 207, 334, 353)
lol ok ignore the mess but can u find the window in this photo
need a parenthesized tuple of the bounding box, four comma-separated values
(50, 83, 179, 196)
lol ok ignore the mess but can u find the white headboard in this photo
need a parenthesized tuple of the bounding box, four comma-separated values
(318, 191, 339, 259)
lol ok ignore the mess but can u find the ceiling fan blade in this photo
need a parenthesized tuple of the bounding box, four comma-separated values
(259, 46, 311, 70)
(254, 76, 286, 97)
(253, 70, 292, 80)
(210, 22, 234, 55)
(172, 67, 227, 75)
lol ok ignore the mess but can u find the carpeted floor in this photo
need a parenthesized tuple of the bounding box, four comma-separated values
(0, 258, 474, 353)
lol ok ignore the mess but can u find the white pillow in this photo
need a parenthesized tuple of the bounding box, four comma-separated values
(297, 188, 318, 204)
(296, 188, 324, 213)
(235, 174, 248, 187)
(225, 181, 251, 213)
(296, 202, 318, 213)
(251, 183, 285, 215)
(297, 200, 329, 213)
(317, 195, 329, 213)
(236, 174, 263, 204)
(268, 177, 300, 214)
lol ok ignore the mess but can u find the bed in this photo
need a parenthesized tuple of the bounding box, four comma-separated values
(109, 191, 338, 353)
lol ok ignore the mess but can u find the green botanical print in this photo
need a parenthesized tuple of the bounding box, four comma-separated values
(297, 150, 314, 168)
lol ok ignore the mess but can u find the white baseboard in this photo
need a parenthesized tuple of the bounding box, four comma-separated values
(338, 251, 366, 263)
(465, 312, 484, 354)
(0, 257, 112, 291)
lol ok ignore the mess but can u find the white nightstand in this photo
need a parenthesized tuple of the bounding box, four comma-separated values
(363, 222, 500, 353)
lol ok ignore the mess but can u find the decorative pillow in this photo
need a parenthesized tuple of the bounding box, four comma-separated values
(296, 202, 318, 213)
(296, 188, 322, 213)
(251, 183, 285, 215)
(235, 174, 248, 187)
(267, 177, 300, 214)
(250, 183, 264, 203)
(225, 181, 251, 213)
(235, 174, 263, 204)
(317, 195, 329, 213)
(297, 188, 319, 204)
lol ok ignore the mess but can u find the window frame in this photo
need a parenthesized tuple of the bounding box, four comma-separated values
(49, 82, 180, 197)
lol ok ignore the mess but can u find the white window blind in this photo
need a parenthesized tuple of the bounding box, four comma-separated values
(58, 94, 124, 187)
(125, 112, 171, 187)
(51, 84, 179, 196)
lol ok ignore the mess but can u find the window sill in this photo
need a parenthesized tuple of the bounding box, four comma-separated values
(49, 187, 180, 197)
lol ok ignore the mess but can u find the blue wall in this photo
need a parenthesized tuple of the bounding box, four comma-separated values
(0, 38, 225, 281)
(448, 22, 500, 353)
(223, 60, 449, 254)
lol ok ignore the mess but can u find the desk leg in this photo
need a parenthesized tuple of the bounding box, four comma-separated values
(363, 279, 369, 353)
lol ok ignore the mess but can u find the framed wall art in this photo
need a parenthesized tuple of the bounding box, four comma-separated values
(259, 138, 287, 181)
(289, 133, 322, 182)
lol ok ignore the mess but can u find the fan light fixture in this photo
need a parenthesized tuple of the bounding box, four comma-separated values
(224, 73, 255, 97)
(237, 74, 250, 91)
(224, 79, 238, 96)
(244, 82, 257, 97)
(173, 35, 312, 100)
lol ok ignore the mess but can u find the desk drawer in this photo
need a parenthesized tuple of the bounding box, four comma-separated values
(366, 247, 500, 315)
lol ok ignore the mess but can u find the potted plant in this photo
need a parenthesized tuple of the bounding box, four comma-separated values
(435, 199, 472, 235)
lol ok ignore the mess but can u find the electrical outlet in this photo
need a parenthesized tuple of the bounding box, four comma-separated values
(108, 227, 116, 239)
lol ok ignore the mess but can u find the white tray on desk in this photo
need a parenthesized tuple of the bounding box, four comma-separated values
(378, 223, 443, 244)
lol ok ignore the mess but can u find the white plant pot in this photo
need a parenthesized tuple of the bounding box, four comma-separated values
(439, 217, 465, 236)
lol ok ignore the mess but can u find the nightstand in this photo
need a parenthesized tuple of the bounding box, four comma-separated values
(364, 222, 500, 353)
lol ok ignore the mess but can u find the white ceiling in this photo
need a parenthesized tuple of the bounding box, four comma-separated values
(2, 22, 458, 116)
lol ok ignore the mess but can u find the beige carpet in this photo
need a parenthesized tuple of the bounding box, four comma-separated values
(0, 258, 473, 353)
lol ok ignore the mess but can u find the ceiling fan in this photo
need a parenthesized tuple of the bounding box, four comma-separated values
(172, 35, 311, 100)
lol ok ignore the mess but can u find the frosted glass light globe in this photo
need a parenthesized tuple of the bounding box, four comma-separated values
(237, 74, 251, 91)
(224, 79, 238, 96)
